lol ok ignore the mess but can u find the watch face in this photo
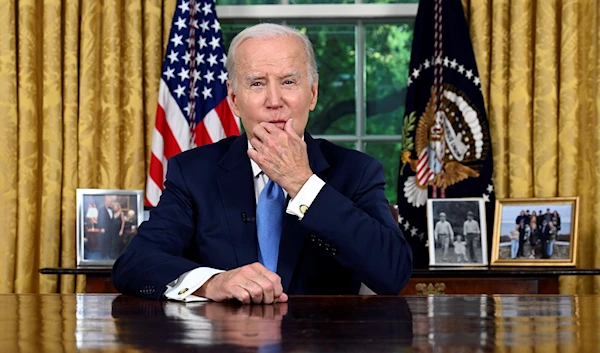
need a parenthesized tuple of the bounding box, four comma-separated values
(300, 205, 309, 214)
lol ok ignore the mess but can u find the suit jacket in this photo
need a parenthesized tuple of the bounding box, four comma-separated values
(538, 226, 551, 243)
(97, 205, 112, 233)
(112, 133, 413, 299)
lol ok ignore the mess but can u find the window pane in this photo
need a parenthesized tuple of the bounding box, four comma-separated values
(221, 23, 252, 50)
(365, 23, 413, 135)
(364, 141, 402, 204)
(298, 24, 356, 135)
(333, 141, 356, 150)
(217, 0, 279, 5)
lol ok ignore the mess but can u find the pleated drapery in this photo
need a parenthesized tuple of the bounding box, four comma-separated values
(463, 0, 600, 293)
(0, 0, 176, 294)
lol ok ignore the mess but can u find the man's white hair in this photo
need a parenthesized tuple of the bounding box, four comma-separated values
(226, 23, 319, 93)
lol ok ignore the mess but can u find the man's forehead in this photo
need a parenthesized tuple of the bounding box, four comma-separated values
(236, 37, 307, 66)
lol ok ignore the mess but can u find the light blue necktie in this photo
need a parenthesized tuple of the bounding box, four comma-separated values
(256, 179, 286, 273)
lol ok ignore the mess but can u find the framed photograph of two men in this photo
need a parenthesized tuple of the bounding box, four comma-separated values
(490, 197, 579, 267)
(427, 198, 488, 267)
(76, 189, 144, 269)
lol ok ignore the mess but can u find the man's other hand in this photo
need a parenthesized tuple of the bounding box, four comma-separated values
(195, 262, 289, 304)
(247, 119, 313, 198)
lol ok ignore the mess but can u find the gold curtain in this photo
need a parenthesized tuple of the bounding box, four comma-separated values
(463, 0, 600, 293)
(0, 0, 176, 294)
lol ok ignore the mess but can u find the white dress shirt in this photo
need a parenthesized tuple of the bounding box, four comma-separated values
(163, 141, 325, 302)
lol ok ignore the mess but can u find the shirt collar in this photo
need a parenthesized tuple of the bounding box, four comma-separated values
(248, 140, 262, 178)
(247, 134, 305, 178)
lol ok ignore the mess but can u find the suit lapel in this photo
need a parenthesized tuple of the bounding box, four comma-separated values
(217, 134, 259, 267)
(278, 132, 330, 291)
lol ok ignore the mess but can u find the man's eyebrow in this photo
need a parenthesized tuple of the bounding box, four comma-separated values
(279, 71, 300, 79)
(244, 71, 301, 82)
(245, 75, 265, 82)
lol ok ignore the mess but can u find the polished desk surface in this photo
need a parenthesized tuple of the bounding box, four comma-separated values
(1, 294, 600, 352)
(39, 267, 600, 277)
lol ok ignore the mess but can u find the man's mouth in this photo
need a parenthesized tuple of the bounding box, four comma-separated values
(268, 120, 287, 128)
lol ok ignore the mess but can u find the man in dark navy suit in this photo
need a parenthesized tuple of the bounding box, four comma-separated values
(112, 23, 412, 304)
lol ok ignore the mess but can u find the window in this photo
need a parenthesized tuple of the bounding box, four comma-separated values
(218, 1, 417, 204)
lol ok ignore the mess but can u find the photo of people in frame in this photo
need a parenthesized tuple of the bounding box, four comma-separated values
(427, 198, 488, 266)
(77, 189, 143, 268)
(493, 199, 577, 264)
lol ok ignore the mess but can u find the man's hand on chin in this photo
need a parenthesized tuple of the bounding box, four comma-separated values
(194, 262, 289, 304)
(247, 119, 313, 198)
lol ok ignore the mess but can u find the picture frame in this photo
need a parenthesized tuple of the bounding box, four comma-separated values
(427, 198, 488, 267)
(76, 189, 144, 268)
(490, 197, 579, 266)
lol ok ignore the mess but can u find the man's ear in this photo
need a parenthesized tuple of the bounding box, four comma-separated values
(309, 79, 319, 111)
(227, 81, 241, 117)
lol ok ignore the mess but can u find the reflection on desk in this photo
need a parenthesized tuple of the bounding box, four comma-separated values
(0, 294, 599, 352)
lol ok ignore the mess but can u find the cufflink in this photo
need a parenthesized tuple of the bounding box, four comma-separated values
(178, 288, 189, 295)
(299, 205, 308, 214)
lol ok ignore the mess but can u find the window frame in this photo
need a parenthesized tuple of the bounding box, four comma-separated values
(216, 3, 418, 152)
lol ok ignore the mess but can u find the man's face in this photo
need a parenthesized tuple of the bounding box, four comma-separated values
(440, 215, 446, 221)
(467, 215, 473, 220)
(227, 35, 319, 140)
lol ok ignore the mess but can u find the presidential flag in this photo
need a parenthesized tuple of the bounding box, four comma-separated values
(396, 0, 495, 267)
(146, 0, 240, 206)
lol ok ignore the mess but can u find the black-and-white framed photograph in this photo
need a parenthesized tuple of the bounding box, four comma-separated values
(490, 197, 579, 266)
(76, 189, 144, 268)
(427, 198, 488, 267)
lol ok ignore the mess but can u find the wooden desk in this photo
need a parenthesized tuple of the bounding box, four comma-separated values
(402, 268, 600, 295)
(40, 267, 600, 295)
(1, 294, 598, 352)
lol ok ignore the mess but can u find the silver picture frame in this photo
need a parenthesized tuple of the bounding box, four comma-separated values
(76, 189, 144, 268)
(427, 197, 488, 267)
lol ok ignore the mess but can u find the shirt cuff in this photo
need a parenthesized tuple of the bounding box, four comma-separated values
(163, 267, 224, 302)
(286, 174, 325, 220)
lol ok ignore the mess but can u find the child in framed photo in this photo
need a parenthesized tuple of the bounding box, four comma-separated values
(427, 198, 488, 267)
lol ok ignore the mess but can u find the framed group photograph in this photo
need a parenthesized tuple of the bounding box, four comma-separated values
(76, 189, 144, 268)
(427, 198, 488, 267)
(490, 197, 579, 266)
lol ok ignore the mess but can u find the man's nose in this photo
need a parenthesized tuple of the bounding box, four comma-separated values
(265, 84, 283, 109)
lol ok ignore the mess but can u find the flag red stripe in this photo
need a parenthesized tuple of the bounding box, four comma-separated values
(214, 99, 240, 136)
(155, 104, 182, 159)
(149, 153, 165, 190)
(194, 120, 213, 146)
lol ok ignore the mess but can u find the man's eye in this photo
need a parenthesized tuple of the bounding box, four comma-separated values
(284, 80, 295, 85)
(251, 82, 263, 87)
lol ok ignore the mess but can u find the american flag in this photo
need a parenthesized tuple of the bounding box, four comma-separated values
(146, 0, 240, 206)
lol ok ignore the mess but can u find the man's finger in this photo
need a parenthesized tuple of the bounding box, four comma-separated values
(261, 271, 284, 299)
(284, 119, 298, 138)
(249, 137, 265, 152)
(230, 285, 252, 304)
(240, 279, 264, 304)
(250, 273, 276, 304)
(277, 292, 289, 303)
(261, 121, 283, 135)
(252, 124, 269, 142)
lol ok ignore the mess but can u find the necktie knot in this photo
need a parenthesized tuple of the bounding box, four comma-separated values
(256, 179, 286, 273)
